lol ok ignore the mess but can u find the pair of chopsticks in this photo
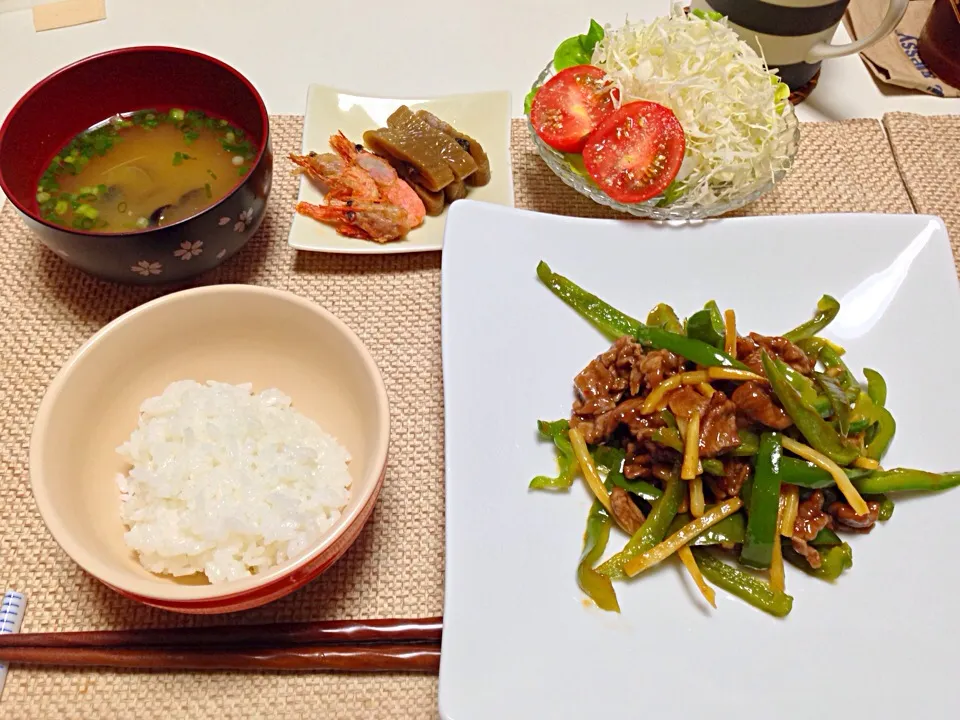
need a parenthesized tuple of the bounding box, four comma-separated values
(0, 617, 442, 673)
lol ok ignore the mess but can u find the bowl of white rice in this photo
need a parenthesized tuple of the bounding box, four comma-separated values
(30, 285, 389, 613)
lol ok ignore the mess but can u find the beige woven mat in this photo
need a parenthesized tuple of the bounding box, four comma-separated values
(0, 116, 912, 719)
(883, 113, 960, 266)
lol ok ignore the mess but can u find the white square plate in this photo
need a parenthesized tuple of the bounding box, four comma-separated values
(287, 86, 514, 254)
(439, 201, 960, 720)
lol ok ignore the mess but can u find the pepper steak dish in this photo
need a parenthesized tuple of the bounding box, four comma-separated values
(530, 261, 960, 616)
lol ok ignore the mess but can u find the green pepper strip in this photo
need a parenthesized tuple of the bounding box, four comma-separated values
(667, 510, 745, 546)
(730, 429, 760, 457)
(530, 420, 577, 490)
(597, 478, 684, 580)
(850, 390, 896, 461)
(741, 432, 782, 569)
(867, 493, 895, 521)
(866, 405, 896, 461)
(685, 301, 725, 349)
(783, 294, 840, 342)
(651, 427, 683, 453)
(536, 262, 748, 370)
(692, 549, 793, 617)
(779, 456, 851, 488)
(853, 468, 960, 494)
(647, 303, 684, 335)
(595, 446, 663, 503)
(847, 417, 872, 434)
(577, 501, 620, 612)
(762, 353, 859, 465)
(815, 371, 851, 435)
(783, 364, 832, 417)
(633, 326, 749, 371)
(701, 459, 724, 477)
(863, 368, 887, 407)
(780, 458, 954, 494)
(818, 346, 859, 401)
(811, 527, 842, 546)
(796, 336, 846, 357)
(610, 475, 662, 503)
(659, 409, 678, 430)
(783, 542, 852, 581)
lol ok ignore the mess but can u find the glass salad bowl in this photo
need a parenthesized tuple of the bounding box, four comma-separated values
(526, 62, 800, 221)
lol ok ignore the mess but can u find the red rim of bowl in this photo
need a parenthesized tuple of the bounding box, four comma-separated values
(0, 45, 270, 239)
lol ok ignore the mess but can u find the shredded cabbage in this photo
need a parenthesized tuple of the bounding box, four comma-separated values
(592, 4, 793, 207)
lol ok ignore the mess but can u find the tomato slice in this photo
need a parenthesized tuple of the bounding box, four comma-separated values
(582, 101, 685, 204)
(530, 65, 619, 153)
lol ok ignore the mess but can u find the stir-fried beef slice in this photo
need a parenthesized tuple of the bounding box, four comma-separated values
(707, 457, 750, 500)
(571, 337, 647, 443)
(651, 463, 676, 483)
(790, 537, 823, 569)
(614, 398, 665, 440)
(573, 396, 667, 446)
(623, 439, 676, 479)
(623, 445, 652, 479)
(794, 491, 833, 540)
(698, 391, 741, 457)
(828, 500, 881, 532)
(666, 385, 709, 421)
(609, 486, 645, 535)
(639, 348, 682, 391)
(791, 490, 834, 568)
(573, 337, 632, 415)
(731, 381, 793, 430)
(738, 333, 814, 376)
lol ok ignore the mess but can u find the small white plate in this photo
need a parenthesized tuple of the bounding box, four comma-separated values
(287, 86, 514, 254)
(439, 201, 960, 720)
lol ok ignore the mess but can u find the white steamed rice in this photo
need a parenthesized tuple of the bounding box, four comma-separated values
(116, 380, 351, 584)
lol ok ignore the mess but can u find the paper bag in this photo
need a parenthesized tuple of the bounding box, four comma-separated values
(845, 0, 959, 97)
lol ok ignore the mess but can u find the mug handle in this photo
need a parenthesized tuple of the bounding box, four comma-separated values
(805, 0, 909, 62)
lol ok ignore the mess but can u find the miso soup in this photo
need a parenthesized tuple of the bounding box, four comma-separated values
(35, 108, 257, 233)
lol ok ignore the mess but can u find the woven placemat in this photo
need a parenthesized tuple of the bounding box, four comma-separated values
(883, 112, 960, 266)
(0, 116, 912, 719)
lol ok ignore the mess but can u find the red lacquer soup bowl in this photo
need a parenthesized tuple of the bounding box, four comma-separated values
(0, 47, 273, 285)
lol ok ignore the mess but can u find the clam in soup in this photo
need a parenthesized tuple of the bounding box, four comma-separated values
(35, 109, 257, 233)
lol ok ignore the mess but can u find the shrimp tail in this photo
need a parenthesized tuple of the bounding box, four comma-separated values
(329, 132, 360, 163)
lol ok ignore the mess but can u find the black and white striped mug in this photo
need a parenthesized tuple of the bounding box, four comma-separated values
(691, 0, 909, 89)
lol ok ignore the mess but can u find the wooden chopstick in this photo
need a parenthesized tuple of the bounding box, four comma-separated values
(0, 617, 443, 673)
(0, 616, 443, 650)
(0, 643, 440, 673)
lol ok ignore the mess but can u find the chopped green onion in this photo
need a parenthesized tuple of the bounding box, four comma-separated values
(117, 202, 128, 214)
(169, 108, 186, 122)
(36, 191, 51, 204)
(54, 200, 69, 216)
(76, 204, 99, 220)
(135, 216, 149, 229)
